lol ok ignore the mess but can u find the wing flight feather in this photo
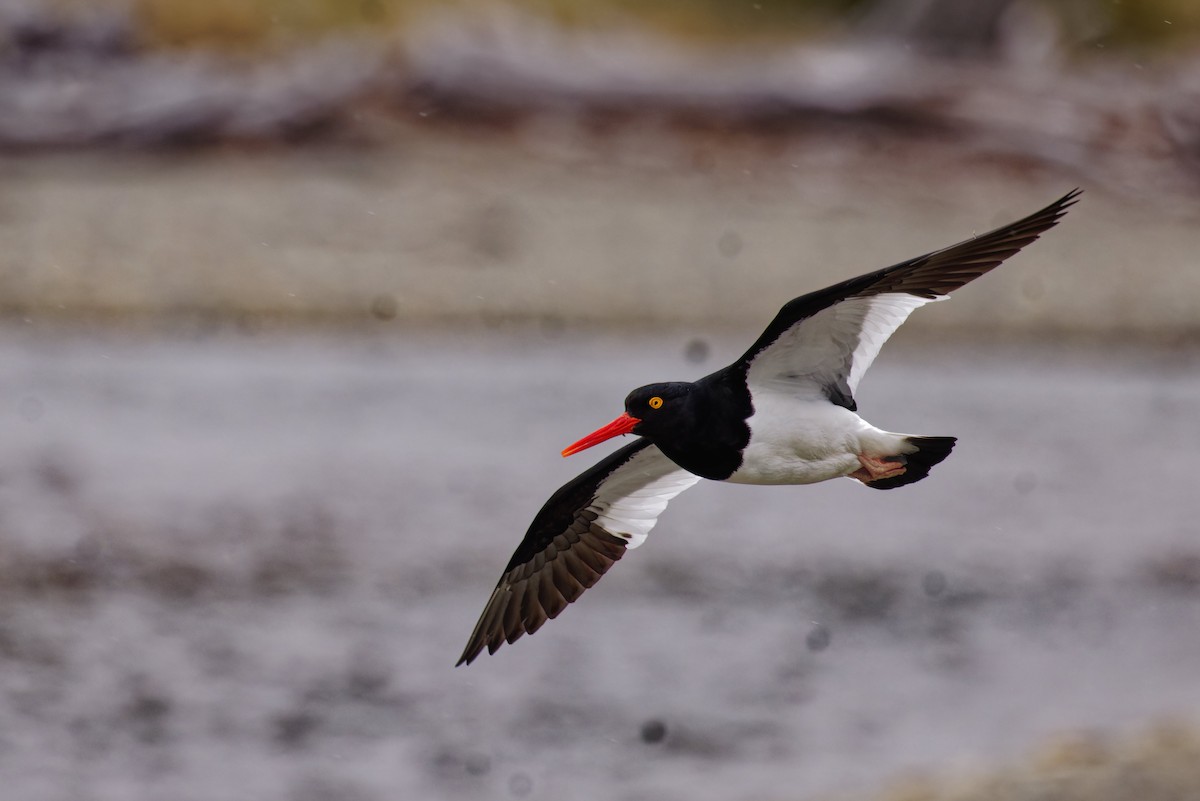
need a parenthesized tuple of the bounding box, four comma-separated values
(740, 190, 1080, 408)
(457, 440, 700, 666)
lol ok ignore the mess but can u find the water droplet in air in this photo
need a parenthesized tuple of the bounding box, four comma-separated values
(370, 294, 398, 321)
(508, 772, 534, 796)
(806, 623, 831, 652)
(683, 338, 710, 364)
(640, 719, 667, 744)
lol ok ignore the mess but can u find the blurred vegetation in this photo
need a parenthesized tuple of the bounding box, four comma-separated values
(54, 0, 1200, 52)
(1106, 0, 1200, 47)
(129, 0, 411, 48)
(870, 723, 1200, 801)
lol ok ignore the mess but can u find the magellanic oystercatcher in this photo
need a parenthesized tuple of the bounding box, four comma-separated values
(457, 190, 1079, 666)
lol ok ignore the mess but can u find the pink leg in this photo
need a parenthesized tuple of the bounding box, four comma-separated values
(849, 454, 907, 484)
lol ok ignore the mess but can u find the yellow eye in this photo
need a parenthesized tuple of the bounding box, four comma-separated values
(648, 397, 663, 409)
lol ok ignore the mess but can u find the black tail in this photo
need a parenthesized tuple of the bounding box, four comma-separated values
(864, 436, 957, 490)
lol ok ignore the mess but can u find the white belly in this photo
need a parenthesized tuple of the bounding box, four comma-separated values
(726, 391, 904, 486)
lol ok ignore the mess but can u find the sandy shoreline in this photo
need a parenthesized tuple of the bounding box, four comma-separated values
(3, 140, 1198, 342)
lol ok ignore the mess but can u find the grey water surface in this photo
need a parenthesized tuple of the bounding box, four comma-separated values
(0, 326, 1196, 801)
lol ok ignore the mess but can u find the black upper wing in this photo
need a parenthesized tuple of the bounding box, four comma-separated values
(457, 439, 701, 666)
(733, 189, 1080, 407)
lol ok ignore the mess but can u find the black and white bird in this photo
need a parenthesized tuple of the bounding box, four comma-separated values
(457, 190, 1079, 666)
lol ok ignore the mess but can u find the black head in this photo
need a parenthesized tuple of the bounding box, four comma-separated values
(623, 382, 694, 434)
(625, 375, 751, 480)
(562, 374, 749, 480)
(560, 380, 696, 458)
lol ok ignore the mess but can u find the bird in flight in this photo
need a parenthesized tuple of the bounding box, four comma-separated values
(457, 190, 1079, 666)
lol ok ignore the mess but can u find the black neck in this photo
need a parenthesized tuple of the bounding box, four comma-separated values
(654, 369, 752, 481)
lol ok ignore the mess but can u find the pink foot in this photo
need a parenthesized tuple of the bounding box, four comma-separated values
(850, 454, 907, 484)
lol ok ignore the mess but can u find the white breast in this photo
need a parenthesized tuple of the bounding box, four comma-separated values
(726, 389, 900, 486)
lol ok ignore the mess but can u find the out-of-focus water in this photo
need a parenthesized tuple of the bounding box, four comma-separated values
(0, 326, 1197, 801)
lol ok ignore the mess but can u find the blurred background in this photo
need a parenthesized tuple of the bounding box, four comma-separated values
(1, 1, 1199, 800)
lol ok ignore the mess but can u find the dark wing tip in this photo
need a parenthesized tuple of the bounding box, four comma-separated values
(456, 439, 676, 667)
(872, 187, 1082, 300)
(455, 525, 628, 667)
(1058, 187, 1083, 210)
(1004, 186, 1081, 239)
(735, 189, 1081, 368)
(1027, 190, 1084, 232)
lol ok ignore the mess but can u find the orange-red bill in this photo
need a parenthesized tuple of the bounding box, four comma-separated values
(561, 412, 639, 457)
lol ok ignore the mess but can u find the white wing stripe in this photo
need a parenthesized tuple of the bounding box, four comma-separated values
(588, 445, 701, 549)
(845, 293, 940, 394)
(746, 291, 941, 401)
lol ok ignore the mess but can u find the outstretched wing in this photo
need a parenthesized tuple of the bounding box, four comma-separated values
(457, 439, 701, 666)
(739, 190, 1080, 410)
